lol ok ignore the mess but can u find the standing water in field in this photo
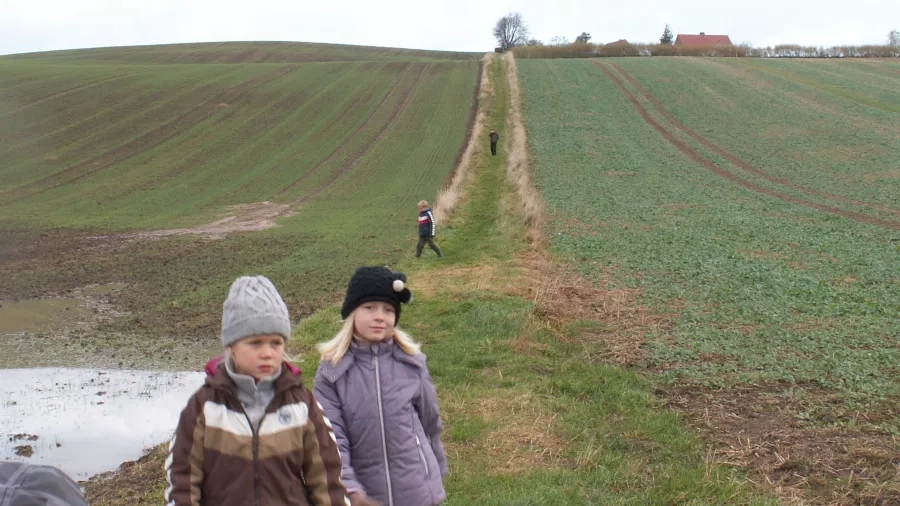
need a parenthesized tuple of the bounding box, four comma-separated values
(0, 368, 205, 480)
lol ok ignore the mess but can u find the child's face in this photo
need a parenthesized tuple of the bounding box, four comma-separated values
(418, 204, 426, 212)
(353, 302, 396, 343)
(229, 333, 285, 380)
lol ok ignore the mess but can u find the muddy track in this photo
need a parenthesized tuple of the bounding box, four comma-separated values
(594, 62, 900, 231)
(605, 61, 900, 218)
(282, 63, 429, 207)
(272, 63, 419, 199)
(0, 65, 302, 204)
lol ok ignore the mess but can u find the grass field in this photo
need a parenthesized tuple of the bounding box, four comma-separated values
(5, 41, 482, 63)
(518, 57, 900, 503)
(83, 54, 777, 506)
(4, 41, 900, 504)
(0, 44, 480, 368)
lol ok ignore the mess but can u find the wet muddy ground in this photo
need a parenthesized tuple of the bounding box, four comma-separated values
(1, 280, 219, 480)
(0, 368, 205, 480)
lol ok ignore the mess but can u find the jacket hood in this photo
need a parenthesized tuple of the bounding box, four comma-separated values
(203, 355, 303, 393)
(317, 339, 425, 384)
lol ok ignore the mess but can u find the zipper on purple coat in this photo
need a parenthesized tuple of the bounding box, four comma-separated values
(374, 353, 394, 506)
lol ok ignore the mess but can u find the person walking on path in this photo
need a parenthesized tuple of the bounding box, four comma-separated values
(165, 275, 349, 506)
(314, 266, 449, 506)
(416, 200, 442, 258)
(489, 130, 500, 156)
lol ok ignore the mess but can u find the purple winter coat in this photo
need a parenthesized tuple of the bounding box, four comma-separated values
(313, 338, 448, 506)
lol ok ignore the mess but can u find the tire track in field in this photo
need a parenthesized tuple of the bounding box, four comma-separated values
(594, 61, 900, 231)
(288, 63, 429, 207)
(227, 76, 379, 196)
(859, 61, 900, 77)
(606, 61, 900, 217)
(275, 62, 428, 202)
(0, 65, 302, 204)
(744, 61, 900, 114)
(0, 71, 149, 120)
(140, 63, 350, 191)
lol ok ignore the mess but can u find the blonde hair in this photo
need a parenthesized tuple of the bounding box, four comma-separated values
(317, 310, 421, 365)
(418, 200, 428, 208)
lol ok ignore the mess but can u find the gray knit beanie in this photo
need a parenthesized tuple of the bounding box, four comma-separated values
(221, 275, 292, 347)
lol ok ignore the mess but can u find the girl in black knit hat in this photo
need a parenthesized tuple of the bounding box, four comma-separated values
(314, 266, 448, 506)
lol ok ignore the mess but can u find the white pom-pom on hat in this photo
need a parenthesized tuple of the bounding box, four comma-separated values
(392, 279, 405, 292)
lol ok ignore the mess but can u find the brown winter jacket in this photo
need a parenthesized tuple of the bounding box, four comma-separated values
(165, 358, 350, 506)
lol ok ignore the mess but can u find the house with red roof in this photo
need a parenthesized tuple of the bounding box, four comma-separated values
(674, 32, 733, 46)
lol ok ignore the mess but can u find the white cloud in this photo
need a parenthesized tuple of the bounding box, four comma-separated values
(1, 0, 898, 55)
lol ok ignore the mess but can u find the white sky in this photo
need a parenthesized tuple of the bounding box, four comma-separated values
(1, 0, 898, 56)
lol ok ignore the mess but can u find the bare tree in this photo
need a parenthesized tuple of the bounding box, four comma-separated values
(493, 12, 530, 52)
(889, 29, 900, 47)
(549, 36, 570, 46)
(575, 32, 592, 44)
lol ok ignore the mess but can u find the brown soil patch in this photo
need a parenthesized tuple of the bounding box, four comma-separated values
(136, 201, 289, 239)
(606, 61, 900, 219)
(665, 384, 900, 505)
(595, 61, 900, 231)
(14, 445, 35, 457)
(43, 154, 59, 160)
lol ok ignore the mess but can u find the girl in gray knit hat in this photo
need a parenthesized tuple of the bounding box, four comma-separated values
(165, 275, 350, 506)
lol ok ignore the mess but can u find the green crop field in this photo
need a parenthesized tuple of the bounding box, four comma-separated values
(5, 41, 482, 64)
(518, 57, 900, 502)
(0, 43, 480, 368)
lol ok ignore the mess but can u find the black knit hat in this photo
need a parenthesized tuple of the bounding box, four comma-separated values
(341, 266, 413, 323)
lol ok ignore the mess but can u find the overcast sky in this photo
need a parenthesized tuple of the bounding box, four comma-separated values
(2, 0, 898, 56)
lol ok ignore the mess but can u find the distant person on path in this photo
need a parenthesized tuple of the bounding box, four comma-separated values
(489, 129, 500, 156)
(416, 200, 442, 258)
(314, 266, 449, 506)
(0, 462, 88, 506)
(166, 275, 349, 506)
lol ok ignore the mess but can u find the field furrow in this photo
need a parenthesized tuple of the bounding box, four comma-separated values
(606, 61, 900, 217)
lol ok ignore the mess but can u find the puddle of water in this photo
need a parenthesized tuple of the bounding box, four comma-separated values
(0, 283, 125, 335)
(0, 368, 205, 481)
(0, 298, 91, 334)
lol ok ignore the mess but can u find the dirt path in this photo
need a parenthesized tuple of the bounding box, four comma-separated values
(504, 53, 544, 245)
(606, 61, 900, 218)
(595, 61, 900, 231)
(433, 54, 491, 224)
(135, 201, 290, 239)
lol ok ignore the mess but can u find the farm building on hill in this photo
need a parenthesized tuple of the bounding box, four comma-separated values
(604, 39, 630, 47)
(674, 32, 733, 46)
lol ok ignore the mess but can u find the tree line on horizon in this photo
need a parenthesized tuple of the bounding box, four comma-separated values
(493, 13, 900, 58)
